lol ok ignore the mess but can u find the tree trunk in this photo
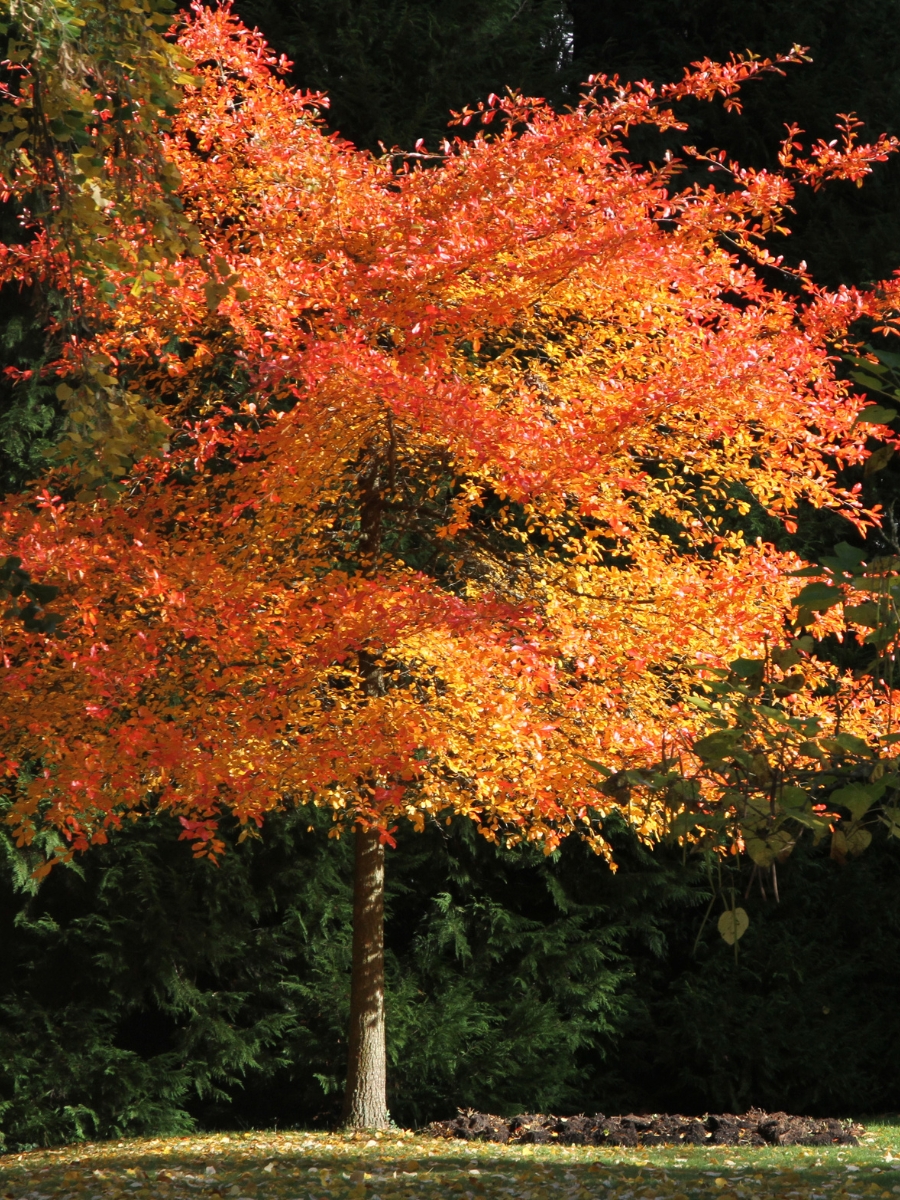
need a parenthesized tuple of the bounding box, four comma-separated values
(343, 824, 390, 1129)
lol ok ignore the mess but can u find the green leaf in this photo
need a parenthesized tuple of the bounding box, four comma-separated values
(833, 732, 872, 757)
(865, 445, 895, 476)
(847, 355, 888, 374)
(692, 729, 743, 761)
(204, 282, 228, 312)
(578, 756, 612, 777)
(851, 371, 891, 391)
(771, 647, 802, 669)
(729, 657, 764, 680)
(779, 785, 809, 809)
(830, 827, 849, 860)
(798, 739, 826, 758)
(718, 907, 749, 945)
(843, 601, 880, 627)
(854, 405, 898, 425)
(865, 629, 898, 649)
(848, 574, 892, 590)
(26, 583, 59, 605)
(793, 582, 842, 611)
(773, 674, 805, 695)
(833, 542, 868, 568)
(790, 809, 832, 834)
(844, 822, 873, 856)
(745, 828, 795, 867)
(830, 780, 883, 819)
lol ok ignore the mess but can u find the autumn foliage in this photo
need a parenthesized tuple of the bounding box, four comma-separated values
(1, 3, 899, 871)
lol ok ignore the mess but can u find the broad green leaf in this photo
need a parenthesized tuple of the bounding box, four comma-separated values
(844, 822, 873, 856)
(798, 739, 826, 758)
(773, 674, 805, 695)
(793, 582, 842, 611)
(843, 601, 880, 627)
(854, 405, 898, 424)
(851, 371, 891, 391)
(746, 828, 795, 866)
(718, 907, 749, 944)
(865, 445, 895, 476)
(833, 733, 872, 757)
(865, 622, 899, 648)
(830, 780, 882, 819)
(771, 647, 802, 669)
(578, 756, 612, 777)
(729, 657, 764, 679)
(832, 542, 868, 568)
(778, 785, 809, 809)
(847, 574, 893, 590)
(790, 808, 833, 834)
(692, 729, 743, 761)
(847, 355, 888, 373)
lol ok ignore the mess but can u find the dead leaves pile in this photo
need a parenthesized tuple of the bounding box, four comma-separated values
(2, 1127, 900, 1200)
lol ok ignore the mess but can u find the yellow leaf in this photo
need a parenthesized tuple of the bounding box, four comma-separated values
(718, 907, 749, 944)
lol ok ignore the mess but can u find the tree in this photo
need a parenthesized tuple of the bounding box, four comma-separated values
(0, 0, 200, 493)
(1, 4, 898, 1126)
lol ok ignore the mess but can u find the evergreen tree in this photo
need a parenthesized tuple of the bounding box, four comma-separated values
(231, 0, 571, 153)
(0, 811, 632, 1148)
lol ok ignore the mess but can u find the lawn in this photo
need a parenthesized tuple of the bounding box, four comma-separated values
(3, 1123, 900, 1200)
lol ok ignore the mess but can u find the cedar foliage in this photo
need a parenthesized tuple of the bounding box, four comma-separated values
(4, 812, 900, 1150)
(0, 810, 632, 1148)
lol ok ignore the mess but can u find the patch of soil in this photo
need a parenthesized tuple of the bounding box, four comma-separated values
(428, 1109, 862, 1147)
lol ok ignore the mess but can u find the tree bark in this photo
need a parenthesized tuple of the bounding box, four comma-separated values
(342, 823, 390, 1129)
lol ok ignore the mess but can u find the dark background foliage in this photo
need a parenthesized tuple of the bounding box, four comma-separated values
(2, 0, 900, 1150)
(4, 809, 900, 1151)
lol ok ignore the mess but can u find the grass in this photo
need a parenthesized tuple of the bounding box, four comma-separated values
(3, 1122, 900, 1199)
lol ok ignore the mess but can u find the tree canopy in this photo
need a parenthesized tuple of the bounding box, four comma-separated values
(1, 2, 897, 862)
(2, 0, 900, 1129)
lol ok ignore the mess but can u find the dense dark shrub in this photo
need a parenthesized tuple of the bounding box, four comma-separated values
(4, 803, 900, 1150)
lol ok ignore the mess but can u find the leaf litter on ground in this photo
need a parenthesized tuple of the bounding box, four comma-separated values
(430, 1110, 862, 1146)
(4, 1123, 900, 1200)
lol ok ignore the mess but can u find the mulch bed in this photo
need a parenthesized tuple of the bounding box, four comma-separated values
(429, 1109, 863, 1147)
